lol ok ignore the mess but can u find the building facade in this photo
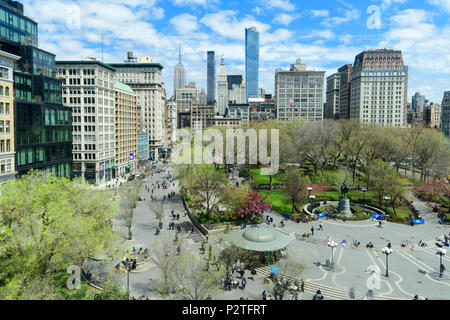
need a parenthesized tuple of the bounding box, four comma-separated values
(0, 49, 19, 183)
(199, 88, 207, 106)
(114, 81, 137, 177)
(176, 86, 199, 112)
(56, 60, 116, 184)
(0, 0, 37, 47)
(207, 51, 215, 105)
(412, 92, 426, 113)
(338, 64, 352, 119)
(249, 97, 276, 121)
(325, 73, 340, 119)
(191, 103, 215, 132)
(217, 54, 228, 116)
(349, 49, 408, 127)
(173, 47, 185, 98)
(275, 59, 325, 122)
(110, 58, 165, 160)
(228, 104, 249, 122)
(165, 99, 177, 146)
(245, 27, 259, 101)
(441, 91, 450, 137)
(137, 131, 149, 162)
(424, 104, 441, 129)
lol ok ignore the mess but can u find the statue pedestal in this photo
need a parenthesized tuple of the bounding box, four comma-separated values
(338, 196, 352, 217)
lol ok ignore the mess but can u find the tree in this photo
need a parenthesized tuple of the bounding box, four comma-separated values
(172, 251, 222, 300)
(284, 169, 307, 214)
(367, 160, 398, 207)
(271, 253, 305, 300)
(0, 170, 118, 299)
(218, 246, 241, 278)
(189, 165, 228, 220)
(235, 192, 271, 223)
(147, 199, 167, 227)
(119, 182, 142, 240)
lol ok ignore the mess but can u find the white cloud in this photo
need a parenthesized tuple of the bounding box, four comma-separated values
(379, 0, 408, 10)
(273, 13, 301, 26)
(310, 9, 329, 18)
(171, 0, 212, 6)
(321, 9, 360, 27)
(428, 0, 450, 13)
(258, 0, 296, 11)
(170, 14, 199, 34)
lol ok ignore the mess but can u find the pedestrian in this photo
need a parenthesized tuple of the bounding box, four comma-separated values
(319, 222, 323, 231)
(262, 290, 267, 300)
(177, 214, 180, 220)
(305, 216, 309, 223)
(313, 290, 324, 300)
(184, 210, 187, 217)
(177, 225, 181, 232)
(311, 226, 315, 236)
(241, 278, 246, 290)
(300, 279, 305, 292)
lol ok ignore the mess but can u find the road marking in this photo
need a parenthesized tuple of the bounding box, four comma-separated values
(365, 249, 394, 296)
(331, 247, 347, 291)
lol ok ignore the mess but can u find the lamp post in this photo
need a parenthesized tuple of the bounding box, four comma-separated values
(382, 247, 393, 277)
(328, 240, 337, 270)
(436, 248, 446, 278)
(362, 188, 368, 201)
(383, 196, 391, 211)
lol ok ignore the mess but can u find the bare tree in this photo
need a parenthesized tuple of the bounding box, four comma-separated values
(284, 169, 307, 214)
(172, 251, 222, 300)
(119, 183, 141, 240)
(271, 253, 305, 300)
(147, 199, 167, 228)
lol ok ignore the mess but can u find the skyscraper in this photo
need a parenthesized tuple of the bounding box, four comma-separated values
(441, 91, 450, 137)
(338, 64, 352, 119)
(349, 49, 408, 127)
(217, 54, 228, 115)
(173, 47, 185, 98)
(207, 51, 215, 105)
(245, 27, 259, 101)
(275, 59, 325, 122)
(412, 92, 426, 113)
(325, 73, 340, 119)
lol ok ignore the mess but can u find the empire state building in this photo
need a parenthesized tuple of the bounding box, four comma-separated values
(173, 47, 186, 97)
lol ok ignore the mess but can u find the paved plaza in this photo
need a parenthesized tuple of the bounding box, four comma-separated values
(109, 161, 449, 300)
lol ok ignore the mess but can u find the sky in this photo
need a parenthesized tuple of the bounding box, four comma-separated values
(21, 0, 450, 103)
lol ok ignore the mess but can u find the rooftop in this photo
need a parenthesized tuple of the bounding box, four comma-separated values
(56, 60, 116, 72)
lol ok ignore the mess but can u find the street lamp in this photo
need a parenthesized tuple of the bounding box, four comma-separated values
(361, 188, 368, 200)
(307, 187, 313, 196)
(382, 247, 393, 277)
(436, 248, 446, 278)
(383, 196, 391, 210)
(328, 240, 337, 270)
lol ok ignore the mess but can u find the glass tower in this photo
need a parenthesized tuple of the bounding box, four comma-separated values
(245, 27, 259, 101)
(207, 51, 215, 105)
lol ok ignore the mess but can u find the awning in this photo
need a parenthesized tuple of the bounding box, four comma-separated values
(125, 165, 132, 169)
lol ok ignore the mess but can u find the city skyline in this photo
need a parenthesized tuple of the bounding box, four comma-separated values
(20, 0, 450, 103)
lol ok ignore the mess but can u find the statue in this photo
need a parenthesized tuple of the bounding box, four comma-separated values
(340, 181, 349, 198)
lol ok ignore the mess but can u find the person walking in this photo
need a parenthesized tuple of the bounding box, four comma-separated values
(319, 222, 323, 231)
(262, 290, 267, 300)
(241, 278, 246, 290)
(300, 279, 305, 292)
(311, 226, 315, 236)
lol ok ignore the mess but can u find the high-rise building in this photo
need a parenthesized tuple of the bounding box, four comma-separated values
(110, 56, 165, 160)
(441, 91, 450, 137)
(114, 81, 138, 177)
(424, 104, 441, 129)
(166, 99, 177, 146)
(275, 59, 325, 122)
(217, 54, 228, 115)
(0, 0, 72, 179)
(173, 47, 185, 98)
(412, 92, 426, 113)
(137, 131, 149, 162)
(349, 49, 408, 127)
(245, 27, 259, 101)
(175, 86, 199, 111)
(228, 82, 246, 105)
(56, 60, 116, 184)
(338, 64, 352, 119)
(207, 51, 215, 105)
(0, 50, 19, 183)
(325, 73, 340, 119)
(227, 75, 243, 90)
(199, 88, 207, 106)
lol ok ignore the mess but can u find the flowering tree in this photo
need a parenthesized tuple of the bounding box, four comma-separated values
(235, 192, 271, 222)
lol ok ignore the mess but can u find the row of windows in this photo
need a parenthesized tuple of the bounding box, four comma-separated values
(0, 158, 12, 174)
(0, 120, 10, 133)
(0, 102, 10, 114)
(0, 139, 11, 152)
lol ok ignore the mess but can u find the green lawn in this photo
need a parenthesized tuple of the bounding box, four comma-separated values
(251, 168, 284, 185)
(259, 190, 293, 214)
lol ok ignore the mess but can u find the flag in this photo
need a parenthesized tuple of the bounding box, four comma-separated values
(288, 99, 294, 104)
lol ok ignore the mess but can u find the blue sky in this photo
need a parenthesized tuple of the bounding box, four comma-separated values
(22, 0, 450, 103)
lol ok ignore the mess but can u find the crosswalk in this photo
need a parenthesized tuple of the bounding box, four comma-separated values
(254, 263, 399, 300)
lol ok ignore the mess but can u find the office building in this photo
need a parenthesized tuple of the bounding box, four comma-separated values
(175, 86, 199, 111)
(0, 0, 37, 47)
(191, 103, 216, 132)
(199, 88, 207, 106)
(227, 75, 243, 90)
(137, 131, 149, 162)
(207, 51, 215, 105)
(338, 64, 352, 119)
(441, 91, 450, 137)
(349, 49, 408, 127)
(56, 60, 116, 183)
(173, 47, 185, 98)
(114, 81, 137, 177)
(325, 73, 340, 119)
(110, 54, 165, 160)
(228, 104, 249, 122)
(249, 97, 276, 121)
(424, 104, 441, 129)
(217, 54, 228, 115)
(412, 92, 426, 113)
(245, 27, 259, 101)
(206, 116, 242, 130)
(275, 59, 325, 122)
(0, 49, 19, 183)
(165, 99, 177, 147)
